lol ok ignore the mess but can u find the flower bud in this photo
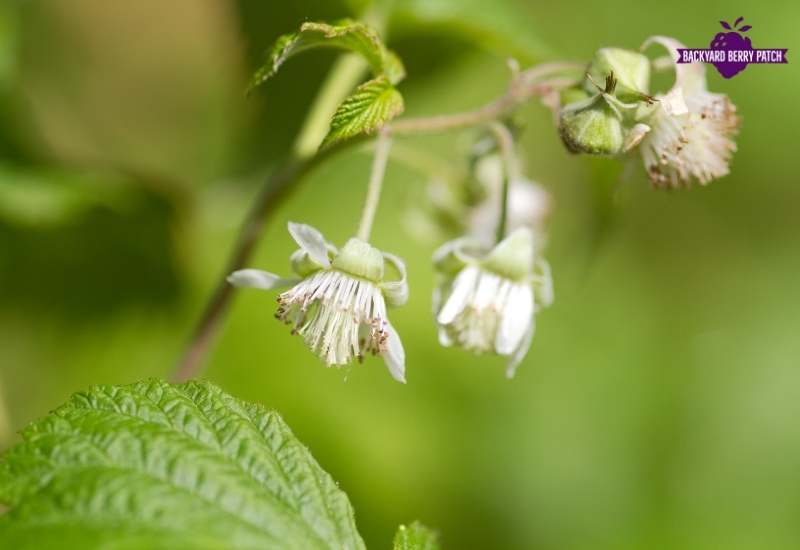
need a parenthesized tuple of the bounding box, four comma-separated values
(558, 99, 624, 155)
(584, 48, 650, 103)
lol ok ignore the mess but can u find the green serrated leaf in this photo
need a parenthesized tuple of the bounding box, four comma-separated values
(0, 379, 366, 550)
(322, 76, 404, 148)
(249, 19, 405, 93)
(382, 48, 407, 86)
(393, 521, 441, 550)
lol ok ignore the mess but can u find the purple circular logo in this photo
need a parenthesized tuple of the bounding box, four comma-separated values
(709, 17, 753, 78)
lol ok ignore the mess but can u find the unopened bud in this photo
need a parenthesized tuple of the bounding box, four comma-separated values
(559, 100, 623, 155)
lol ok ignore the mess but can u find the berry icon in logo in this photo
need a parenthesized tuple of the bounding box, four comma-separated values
(710, 17, 753, 78)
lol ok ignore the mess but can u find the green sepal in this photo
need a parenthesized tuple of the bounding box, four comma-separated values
(332, 238, 385, 282)
(584, 47, 650, 103)
(482, 227, 534, 281)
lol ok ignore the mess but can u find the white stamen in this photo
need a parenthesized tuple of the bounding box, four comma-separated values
(278, 271, 391, 366)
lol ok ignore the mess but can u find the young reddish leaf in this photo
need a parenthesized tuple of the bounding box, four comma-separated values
(739, 25, 752, 32)
(720, 20, 732, 30)
(734, 16, 744, 27)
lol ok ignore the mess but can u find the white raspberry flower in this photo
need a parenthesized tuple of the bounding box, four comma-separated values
(228, 222, 408, 383)
(634, 36, 740, 188)
(432, 227, 553, 378)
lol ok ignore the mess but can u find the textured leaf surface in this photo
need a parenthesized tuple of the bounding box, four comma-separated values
(322, 76, 403, 148)
(249, 19, 405, 93)
(393, 521, 441, 550)
(0, 379, 366, 550)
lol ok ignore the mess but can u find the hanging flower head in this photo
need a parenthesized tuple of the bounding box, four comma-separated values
(553, 39, 739, 189)
(632, 36, 740, 188)
(228, 222, 408, 383)
(432, 227, 553, 378)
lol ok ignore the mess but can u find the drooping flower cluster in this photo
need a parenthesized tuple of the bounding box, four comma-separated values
(432, 227, 553, 378)
(556, 37, 740, 188)
(227, 34, 741, 386)
(229, 222, 407, 382)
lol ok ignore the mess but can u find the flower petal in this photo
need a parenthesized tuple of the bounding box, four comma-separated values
(660, 87, 689, 116)
(380, 252, 409, 307)
(432, 237, 477, 275)
(288, 222, 331, 268)
(623, 123, 651, 152)
(533, 259, 554, 309)
(431, 284, 444, 316)
(436, 265, 479, 325)
(505, 320, 535, 379)
(438, 326, 453, 347)
(496, 283, 533, 355)
(383, 321, 406, 383)
(641, 36, 707, 96)
(227, 269, 297, 290)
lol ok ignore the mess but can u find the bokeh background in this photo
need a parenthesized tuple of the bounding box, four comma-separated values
(1, 1, 799, 548)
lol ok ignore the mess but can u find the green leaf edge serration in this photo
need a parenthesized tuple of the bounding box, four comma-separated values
(249, 19, 405, 94)
(0, 379, 366, 550)
(322, 76, 404, 148)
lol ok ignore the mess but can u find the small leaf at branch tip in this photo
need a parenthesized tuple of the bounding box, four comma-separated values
(320, 76, 404, 149)
(248, 19, 405, 94)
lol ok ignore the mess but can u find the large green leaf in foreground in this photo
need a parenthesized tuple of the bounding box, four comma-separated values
(0, 380, 366, 550)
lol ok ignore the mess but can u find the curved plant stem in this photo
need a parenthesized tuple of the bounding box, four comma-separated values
(389, 141, 466, 182)
(390, 62, 582, 135)
(174, 61, 582, 382)
(172, 58, 368, 383)
(173, 155, 330, 382)
(356, 130, 392, 241)
(488, 121, 517, 243)
(293, 54, 367, 158)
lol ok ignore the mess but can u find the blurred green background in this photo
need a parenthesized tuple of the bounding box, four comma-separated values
(1, 0, 799, 548)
